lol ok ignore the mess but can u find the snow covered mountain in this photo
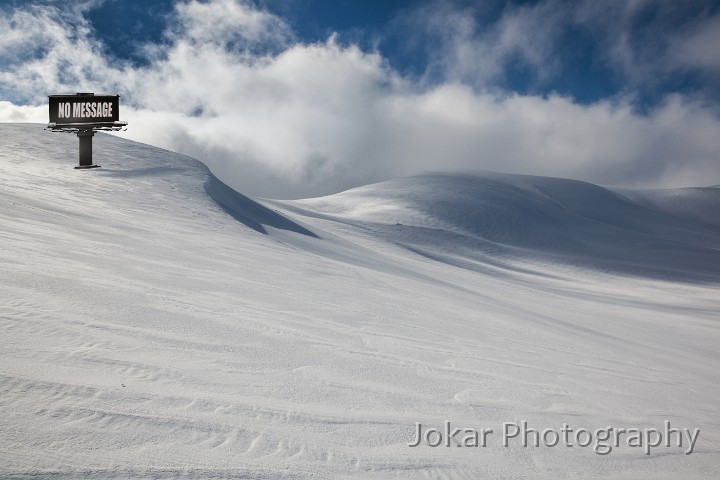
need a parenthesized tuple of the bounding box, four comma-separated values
(281, 172, 720, 281)
(1, 123, 719, 479)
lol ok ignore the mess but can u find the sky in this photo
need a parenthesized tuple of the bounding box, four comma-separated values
(1, 0, 719, 198)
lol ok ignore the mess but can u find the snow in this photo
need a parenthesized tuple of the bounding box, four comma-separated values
(1, 123, 719, 478)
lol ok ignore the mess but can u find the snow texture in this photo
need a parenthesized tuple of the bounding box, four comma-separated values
(1, 124, 719, 478)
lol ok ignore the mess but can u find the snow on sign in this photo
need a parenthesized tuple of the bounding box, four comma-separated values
(47, 93, 128, 169)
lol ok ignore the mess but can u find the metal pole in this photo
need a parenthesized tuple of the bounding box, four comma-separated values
(76, 130, 99, 169)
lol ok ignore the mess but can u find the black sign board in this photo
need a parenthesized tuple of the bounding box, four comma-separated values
(46, 93, 127, 169)
(49, 93, 120, 125)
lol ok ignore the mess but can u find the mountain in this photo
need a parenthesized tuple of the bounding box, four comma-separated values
(278, 171, 720, 281)
(1, 123, 718, 479)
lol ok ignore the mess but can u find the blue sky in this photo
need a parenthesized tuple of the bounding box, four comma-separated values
(1, 0, 719, 197)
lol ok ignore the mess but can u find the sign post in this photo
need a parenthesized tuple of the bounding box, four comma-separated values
(78, 130, 94, 168)
(47, 93, 128, 169)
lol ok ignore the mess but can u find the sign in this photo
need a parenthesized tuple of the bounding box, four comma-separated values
(46, 93, 127, 169)
(48, 93, 120, 125)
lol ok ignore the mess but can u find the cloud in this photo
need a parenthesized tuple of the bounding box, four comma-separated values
(1, 0, 720, 198)
(0, 2, 119, 105)
(571, 0, 720, 89)
(396, 0, 568, 88)
(670, 12, 720, 75)
(172, 0, 293, 50)
(0, 101, 46, 123)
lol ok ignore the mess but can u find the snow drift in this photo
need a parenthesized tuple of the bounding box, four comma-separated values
(281, 172, 720, 281)
(1, 124, 718, 479)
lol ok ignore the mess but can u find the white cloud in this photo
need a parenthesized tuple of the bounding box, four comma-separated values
(1, 0, 720, 198)
(0, 3, 118, 104)
(571, 0, 720, 88)
(173, 0, 292, 49)
(395, 0, 567, 88)
(0, 101, 46, 123)
(670, 12, 720, 74)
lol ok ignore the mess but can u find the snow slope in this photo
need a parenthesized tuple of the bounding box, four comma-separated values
(280, 172, 720, 281)
(1, 124, 719, 479)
